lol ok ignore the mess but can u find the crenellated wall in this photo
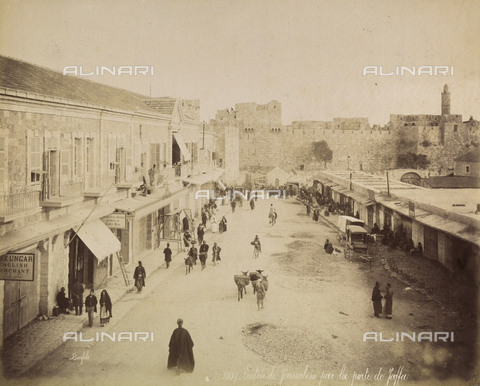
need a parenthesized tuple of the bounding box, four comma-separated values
(209, 93, 480, 174)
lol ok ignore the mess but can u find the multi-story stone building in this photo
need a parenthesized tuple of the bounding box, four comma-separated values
(0, 55, 221, 343)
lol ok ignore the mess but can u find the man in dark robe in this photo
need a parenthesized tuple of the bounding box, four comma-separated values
(182, 216, 189, 232)
(199, 240, 209, 270)
(168, 319, 195, 374)
(71, 278, 84, 315)
(197, 224, 204, 244)
(163, 243, 172, 269)
(220, 216, 227, 233)
(371, 281, 383, 318)
(133, 261, 146, 293)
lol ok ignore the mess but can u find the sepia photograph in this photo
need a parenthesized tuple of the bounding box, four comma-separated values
(0, 1, 479, 385)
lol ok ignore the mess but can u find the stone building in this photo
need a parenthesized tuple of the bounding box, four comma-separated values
(0, 55, 221, 344)
(454, 147, 480, 177)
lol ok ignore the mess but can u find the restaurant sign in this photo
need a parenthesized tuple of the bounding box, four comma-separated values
(101, 213, 127, 229)
(0, 253, 35, 281)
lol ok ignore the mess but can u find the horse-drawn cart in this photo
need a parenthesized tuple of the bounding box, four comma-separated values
(336, 216, 365, 245)
(343, 225, 375, 269)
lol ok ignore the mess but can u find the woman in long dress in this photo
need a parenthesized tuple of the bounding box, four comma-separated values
(99, 290, 112, 327)
(211, 215, 218, 233)
(383, 283, 393, 319)
(220, 216, 227, 232)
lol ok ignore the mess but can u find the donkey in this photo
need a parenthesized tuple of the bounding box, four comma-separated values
(234, 271, 250, 301)
(184, 255, 193, 275)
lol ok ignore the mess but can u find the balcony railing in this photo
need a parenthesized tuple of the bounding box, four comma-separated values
(0, 189, 41, 217)
(43, 180, 84, 200)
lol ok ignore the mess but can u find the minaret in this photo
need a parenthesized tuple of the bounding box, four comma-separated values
(441, 84, 450, 115)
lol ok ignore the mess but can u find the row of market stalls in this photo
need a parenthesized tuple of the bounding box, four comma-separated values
(314, 171, 480, 281)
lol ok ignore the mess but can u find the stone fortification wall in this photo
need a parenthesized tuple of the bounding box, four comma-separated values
(239, 126, 398, 172)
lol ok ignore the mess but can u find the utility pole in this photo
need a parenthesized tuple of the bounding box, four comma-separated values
(386, 171, 390, 197)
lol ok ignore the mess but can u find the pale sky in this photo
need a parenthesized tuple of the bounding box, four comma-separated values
(1, 0, 479, 125)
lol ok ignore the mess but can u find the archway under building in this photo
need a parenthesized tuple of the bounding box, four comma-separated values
(400, 172, 422, 186)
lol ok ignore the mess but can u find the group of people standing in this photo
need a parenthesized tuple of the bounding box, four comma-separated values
(371, 281, 393, 319)
(185, 240, 222, 271)
(56, 279, 112, 328)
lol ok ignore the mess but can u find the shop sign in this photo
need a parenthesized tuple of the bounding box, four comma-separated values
(0, 253, 35, 281)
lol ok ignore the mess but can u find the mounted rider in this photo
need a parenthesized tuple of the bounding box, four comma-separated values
(269, 203, 277, 223)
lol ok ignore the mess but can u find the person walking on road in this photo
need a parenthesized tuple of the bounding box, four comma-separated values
(371, 281, 383, 318)
(231, 200, 236, 213)
(164, 243, 173, 269)
(99, 290, 112, 327)
(197, 224, 204, 244)
(383, 283, 393, 319)
(211, 215, 218, 233)
(85, 289, 98, 327)
(250, 197, 255, 210)
(188, 242, 198, 266)
(256, 281, 266, 311)
(269, 203, 277, 225)
(133, 261, 146, 293)
(212, 242, 221, 265)
(252, 235, 262, 259)
(199, 240, 209, 270)
(71, 278, 84, 315)
(183, 231, 192, 251)
(167, 318, 195, 374)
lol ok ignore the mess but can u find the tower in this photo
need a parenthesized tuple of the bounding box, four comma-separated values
(441, 84, 450, 115)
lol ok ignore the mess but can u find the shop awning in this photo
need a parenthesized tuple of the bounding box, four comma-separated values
(113, 184, 187, 219)
(335, 187, 351, 195)
(173, 132, 191, 162)
(74, 219, 121, 264)
(415, 213, 480, 245)
(183, 174, 213, 186)
(324, 182, 338, 187)
(0, 204, 114, 256)
(349, 193, 375, 206)
(183, 169, 224, 186)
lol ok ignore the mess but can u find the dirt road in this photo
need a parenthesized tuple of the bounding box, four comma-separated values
(16, 197, 476, 386)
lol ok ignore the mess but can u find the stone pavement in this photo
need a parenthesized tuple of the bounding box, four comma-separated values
(1, 203, 231, 378)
